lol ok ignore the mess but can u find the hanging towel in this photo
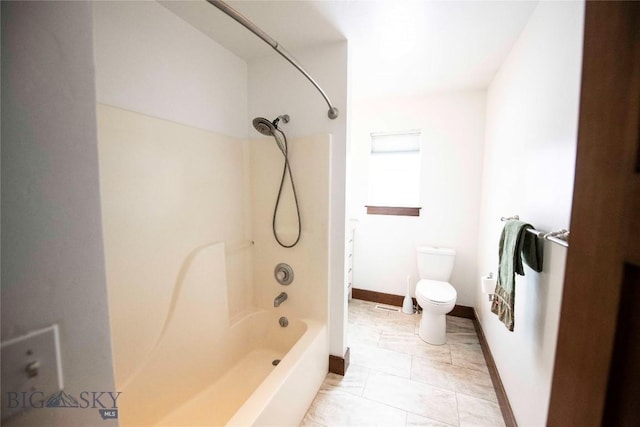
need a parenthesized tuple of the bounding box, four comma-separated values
(522, 227, 543, 274)
(491, 220, 543, 331)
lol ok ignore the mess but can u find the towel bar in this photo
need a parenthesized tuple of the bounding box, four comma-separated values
(500, 215, 569, 248)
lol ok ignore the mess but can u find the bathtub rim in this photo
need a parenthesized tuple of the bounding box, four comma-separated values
(225, 316, 327, 426)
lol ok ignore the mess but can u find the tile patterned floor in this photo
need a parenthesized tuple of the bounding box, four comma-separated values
(301, 299, 505, 427)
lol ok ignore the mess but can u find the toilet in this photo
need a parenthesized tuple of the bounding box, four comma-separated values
(415, 246, 457, 345)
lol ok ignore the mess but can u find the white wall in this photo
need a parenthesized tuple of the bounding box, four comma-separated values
(350, 91, 487, 307)
(93, 1, 248, 138)
(1, 2, 116, 426)
(476, 2, 584, 425)
(248, 42, 349, 357)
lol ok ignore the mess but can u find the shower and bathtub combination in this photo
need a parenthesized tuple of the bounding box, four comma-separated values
(96, 0, 336, 424)
(98, 100, 331, 425)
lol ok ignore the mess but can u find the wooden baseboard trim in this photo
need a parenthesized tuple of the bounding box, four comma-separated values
(473, 309, 517, 427)
(352, 288, 475, 320)
(449, 304, 475, 319)
(329, 347, 350, 376)
(365, 205, 422, 216)
(352, 288, 408, 307)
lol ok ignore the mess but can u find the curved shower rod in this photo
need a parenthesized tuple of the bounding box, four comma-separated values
(206, 0, 339, 120)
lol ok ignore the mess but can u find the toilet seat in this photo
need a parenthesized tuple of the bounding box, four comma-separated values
(416, 279, 457, 305)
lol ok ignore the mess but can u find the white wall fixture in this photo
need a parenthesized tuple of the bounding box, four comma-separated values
(480, 273, 496, 301)
(1, 326, 63, 421)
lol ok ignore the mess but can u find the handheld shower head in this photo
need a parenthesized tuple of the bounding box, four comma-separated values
(253, 117, 275, 136)
(252, 115, 290, 136)
(250, 113, 300, 247)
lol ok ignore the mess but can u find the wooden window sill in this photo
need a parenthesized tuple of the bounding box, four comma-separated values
(365, 206, 421, 216)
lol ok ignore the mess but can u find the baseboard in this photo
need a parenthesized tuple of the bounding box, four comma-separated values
(328, 347, 350, 376)
(352, 288, 409, 307)
(473, 309, 517, 427)
(449, 304, 475, 319)
(351, 288, 475, 320)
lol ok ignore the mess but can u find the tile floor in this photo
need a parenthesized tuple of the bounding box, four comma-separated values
(301, 299, 505, 427)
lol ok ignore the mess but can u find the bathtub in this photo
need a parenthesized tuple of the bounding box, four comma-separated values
(110, 241, 329, 427)
(144, 310, 328, 426)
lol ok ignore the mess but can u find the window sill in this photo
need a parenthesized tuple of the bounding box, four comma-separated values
(365, 206, 421, 217)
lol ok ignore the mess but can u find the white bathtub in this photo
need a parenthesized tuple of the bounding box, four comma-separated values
(151, 311, 328, 426)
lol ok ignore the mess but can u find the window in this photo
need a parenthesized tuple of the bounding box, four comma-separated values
(367, 131, 421, 216)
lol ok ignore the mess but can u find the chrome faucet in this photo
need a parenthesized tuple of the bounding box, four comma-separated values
(274, 292, 288, 307)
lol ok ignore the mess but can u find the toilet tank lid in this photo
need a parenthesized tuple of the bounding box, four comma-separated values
(417, 246, 455, 256)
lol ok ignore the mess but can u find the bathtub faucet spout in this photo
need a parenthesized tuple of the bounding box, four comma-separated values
(274, 292, 288, 307)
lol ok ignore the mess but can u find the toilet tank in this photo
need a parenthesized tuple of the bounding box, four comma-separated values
(416, 246, 456, 281)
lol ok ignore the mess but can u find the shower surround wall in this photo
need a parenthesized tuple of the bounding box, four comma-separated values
(250, 134, 331, 321)
(96, 104, 251, 385)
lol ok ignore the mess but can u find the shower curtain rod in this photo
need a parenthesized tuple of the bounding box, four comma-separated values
(207, 0, 339, 120)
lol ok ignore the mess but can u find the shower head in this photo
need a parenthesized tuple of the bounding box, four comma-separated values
(252, 115, 289, 136)
(253, 117, 274, 136)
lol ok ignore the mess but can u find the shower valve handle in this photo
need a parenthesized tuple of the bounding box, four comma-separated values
(274, 263, 294, 285)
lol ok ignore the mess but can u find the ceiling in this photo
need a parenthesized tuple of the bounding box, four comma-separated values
(161, 0, 537, 99)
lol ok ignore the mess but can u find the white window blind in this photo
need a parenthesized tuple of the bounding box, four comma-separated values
(368, 131, 421, 207)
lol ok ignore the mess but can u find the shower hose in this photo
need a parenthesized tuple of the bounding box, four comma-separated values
(271, 127, 301, 248)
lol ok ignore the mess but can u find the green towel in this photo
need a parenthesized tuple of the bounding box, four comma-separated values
(491, 220, 543, 331)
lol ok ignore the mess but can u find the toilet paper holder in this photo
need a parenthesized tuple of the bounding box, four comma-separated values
(481, 272, 496, 302)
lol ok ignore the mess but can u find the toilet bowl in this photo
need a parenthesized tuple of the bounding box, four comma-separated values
(415, 246, 457, 345)
(415, 280, 457, 345)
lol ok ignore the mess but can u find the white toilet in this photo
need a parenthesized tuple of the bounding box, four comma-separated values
(415, 246, 457, 345)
